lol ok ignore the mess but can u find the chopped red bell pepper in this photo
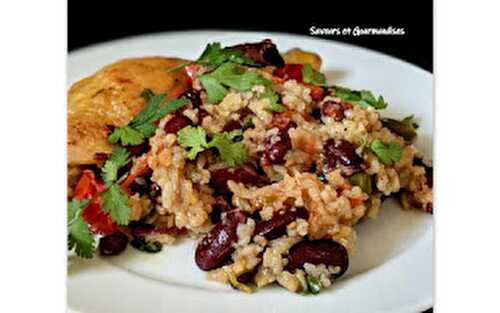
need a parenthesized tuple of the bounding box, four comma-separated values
(273, 64, 304, 81)
(184, 64, 203, 84)
(73, 169, 118, 235)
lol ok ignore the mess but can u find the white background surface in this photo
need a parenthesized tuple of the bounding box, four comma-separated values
(67, 31, 433, 313)
(1, 1, 500, 312)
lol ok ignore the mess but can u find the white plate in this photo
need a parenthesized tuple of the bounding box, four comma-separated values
(68, 31, 433, 313)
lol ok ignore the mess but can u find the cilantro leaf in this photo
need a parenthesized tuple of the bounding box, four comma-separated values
(108, 90, 189, 145)
(370, 139, 403, 165)
(108, 126, 145, 146)
(302, 64, 326, 86)
(261, 90, 286, 113)
(101, 147, 130, 186)
(67, 199, 95, 258)
(198, 63, 270, 104)
(206, 131, 249, 167)
(177, 126, 249, 167)
(331, 85, 388, 110)
(177, 125, 208, 160)
(101, 184, 130, 225)
(196, 42, 256, 67)
(198, 75, 228, 103)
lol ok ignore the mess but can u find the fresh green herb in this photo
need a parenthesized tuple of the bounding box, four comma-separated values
(261, 90, 286, 113)
(196, 42, 256, 67)
(331, 85, 388, 110)
(101, 147, 130, 187)
(381, 115, 419, 142)
(130, 237, 163, 253)
(348, 173, 373, 195)
(302, 64, 326, 86)
(67, 199, 95, 258)
(198, 63, 271, 103)
(101, 184, 131, 225)
(306, 274, 322, 295)
(370, 139, 403, 165)
(198, 75, 228, 104)
(177, 126, 249, 167)
(206, 130, 249, 167)
(108, 90, 189, 145)
(177, 125, 208, 160)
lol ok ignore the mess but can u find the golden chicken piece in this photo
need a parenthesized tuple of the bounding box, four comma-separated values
(282, 48, 322, 70)
(67, 57, 190, 165)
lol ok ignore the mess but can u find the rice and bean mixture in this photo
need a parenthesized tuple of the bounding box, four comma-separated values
(68, 40, 432, 294)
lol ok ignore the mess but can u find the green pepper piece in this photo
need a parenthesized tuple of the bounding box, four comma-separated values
(306, 275, 322, 295)
(381, 117, 417, 142)
(348, 173, 373, 195)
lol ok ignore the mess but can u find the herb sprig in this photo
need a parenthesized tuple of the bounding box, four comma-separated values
(370, 139, 403, 165)
(177, 126, 248, 167)
(198, 63, 271, 103)
(331, 85, 388, 110)
(108, 90, 189, 145)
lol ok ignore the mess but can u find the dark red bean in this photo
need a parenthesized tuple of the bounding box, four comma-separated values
(210, 196, 233, 224)
(321, 100, 352, 122)
(230, 39, 285, 67)
(195, 210, 247, 271)
(237, 107, 253, 123)
(93, 153, 108, 163)
(126, 142, 150, 157)
(287, 239, 349, 278)
(164, 113, 191, 134)
(148, 182, 161, 201)
(117, 161, 133, 179)
(253, 207, 309, 240)
(263, 130, 291, 165)
(128, 220, 188, 236)
(179, 89, 202, 109)
(323, 139, 363, 176)
(236, 265, 259, 284)
(210, 165, 260, 193)
(179, 89, 207, 123)
(222, 119, 242, 132)
(98, 232, 129, 256)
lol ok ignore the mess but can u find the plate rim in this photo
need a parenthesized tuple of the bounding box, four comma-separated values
(67, 30, 434, 313)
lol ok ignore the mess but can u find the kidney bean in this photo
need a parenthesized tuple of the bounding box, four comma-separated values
(179, 89, 202, 108)
(323, 139, 363, 176)
(164, 113, 191, 134)
(98, 232, 129, 256)
(237, 265, 260, 284)
(210, 165, 260, 193)
(126, 142, 150, 157)
(321, 100, 352, 122)
(210, 196, 233, 224)
(195, 210, 247, 270)
(253, 207, 309, 240)
(230, 39, 285, 67)
(287, 239, 349, 278)
(222, 119, 243, 132)
(263, 130, 291, 165)
(237, 107, 253, 123)
(179, 89, 207, 123)
(128, 221, 188, 237)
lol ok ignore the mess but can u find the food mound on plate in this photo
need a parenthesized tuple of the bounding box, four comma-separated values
(67, 39, 433, 294)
